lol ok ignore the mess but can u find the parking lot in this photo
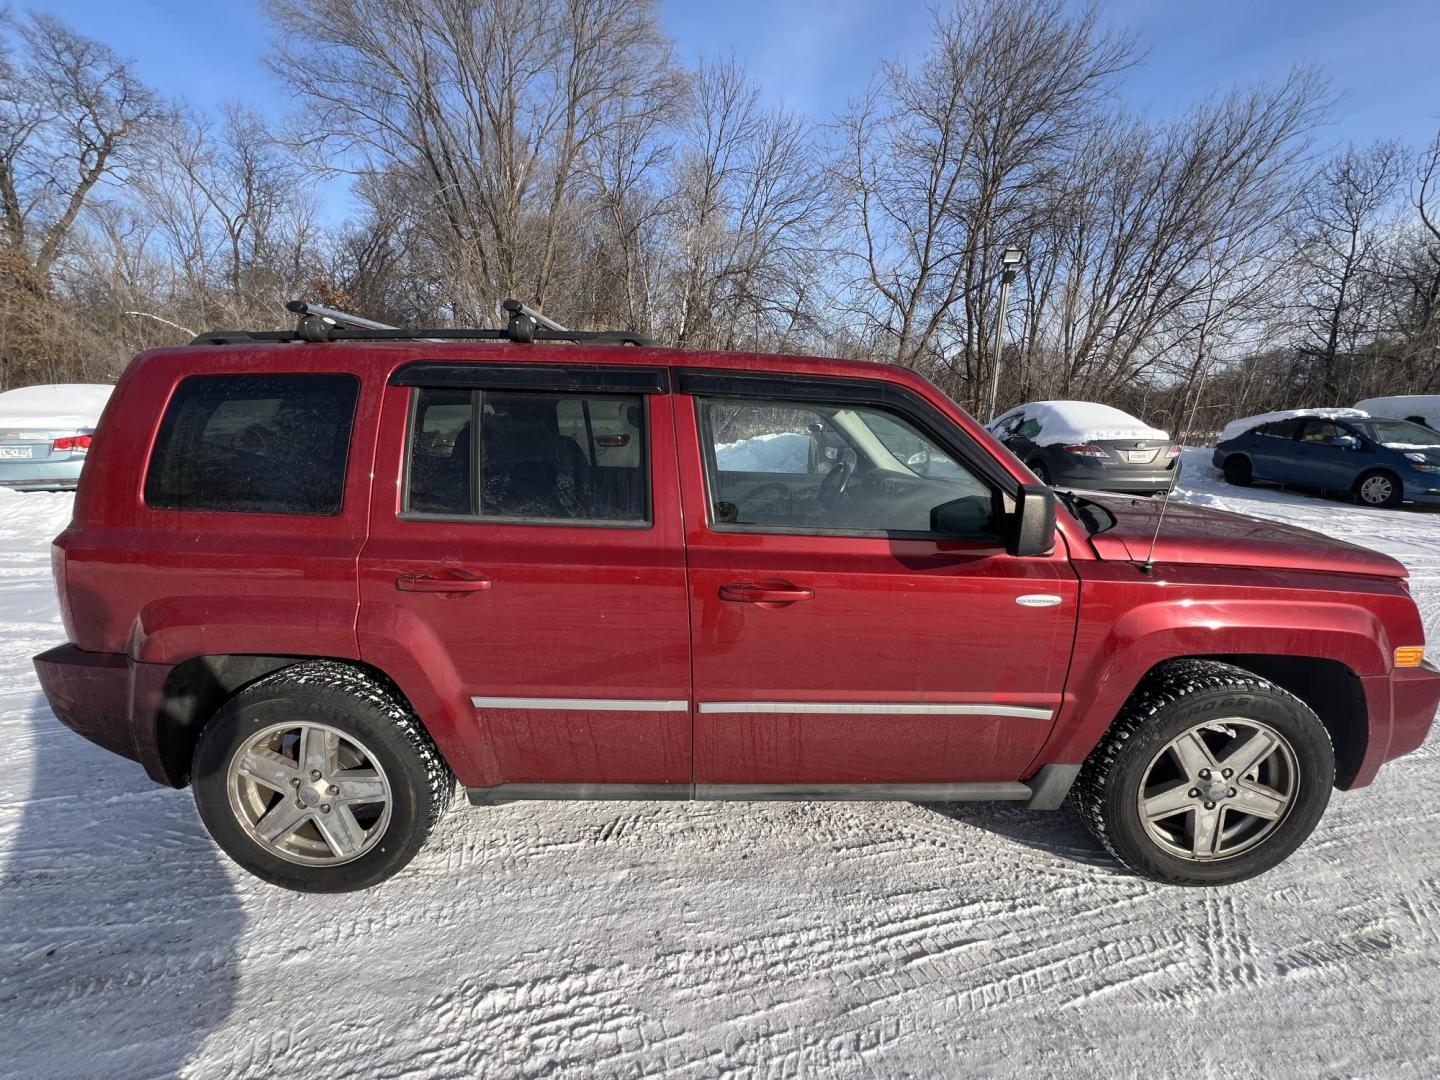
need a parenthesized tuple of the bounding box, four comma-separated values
(2, 450, 1438, 1079)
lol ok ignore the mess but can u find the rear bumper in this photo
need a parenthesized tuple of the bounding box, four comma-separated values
(0, 458, 85, 491)
(1053, 469, 1175, 494)
(33, 644, 177, 786)
(1354, 660, 1440, 786)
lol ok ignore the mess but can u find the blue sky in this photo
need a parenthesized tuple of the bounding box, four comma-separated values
(49, 0, 1440, 222)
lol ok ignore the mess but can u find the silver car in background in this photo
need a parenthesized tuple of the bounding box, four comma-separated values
(0, 383, 114, 492)
(988, 400, 1180, 496)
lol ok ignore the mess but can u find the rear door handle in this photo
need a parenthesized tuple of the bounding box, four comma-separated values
(719, 582, 815, 604)
(396, 570, 493, 593)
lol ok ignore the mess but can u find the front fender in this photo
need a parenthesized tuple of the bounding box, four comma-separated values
(1035, 571, 1400, 768)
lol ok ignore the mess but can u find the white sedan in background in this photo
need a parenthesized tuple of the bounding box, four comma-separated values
(0, 383, 114, 492)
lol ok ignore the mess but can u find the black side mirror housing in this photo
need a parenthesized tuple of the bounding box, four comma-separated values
(1008, 484, 1056, 557)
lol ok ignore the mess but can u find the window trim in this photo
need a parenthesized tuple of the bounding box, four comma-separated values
(692, 392, 1005, 543)
(389, 361, 668, 395)
(398, 386, 654, 530)
(142, 371, 360, 517)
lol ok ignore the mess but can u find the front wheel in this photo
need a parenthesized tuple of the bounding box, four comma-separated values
(192, 661, 454, 892)
(1072, 660, 1333, 886)
(1354, 469, 1403, 508)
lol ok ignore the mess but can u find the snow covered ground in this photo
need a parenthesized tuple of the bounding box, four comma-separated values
(3, 450, 1439, 1079)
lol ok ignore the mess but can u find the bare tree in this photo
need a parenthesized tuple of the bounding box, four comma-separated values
(0, 12, 161, 279)
(266, 0, 676, 323)
(832, 0, 1134, 403)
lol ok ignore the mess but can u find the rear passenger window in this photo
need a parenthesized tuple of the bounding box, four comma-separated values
(145, 374, 359, 515)
(404, 388, 648, 525)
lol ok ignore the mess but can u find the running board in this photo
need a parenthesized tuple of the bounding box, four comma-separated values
(467, 767, 1080, 809)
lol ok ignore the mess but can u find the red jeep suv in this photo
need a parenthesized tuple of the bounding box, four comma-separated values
(32, 306, 1440, 891)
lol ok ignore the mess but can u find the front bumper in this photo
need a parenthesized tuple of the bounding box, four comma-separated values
(33, 644, 177, 785)
(1354, 659, 1440, 786)
(1400, 475, 1440, 505)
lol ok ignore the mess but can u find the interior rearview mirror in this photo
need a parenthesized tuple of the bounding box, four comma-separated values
(1009, 484, 1056, 557)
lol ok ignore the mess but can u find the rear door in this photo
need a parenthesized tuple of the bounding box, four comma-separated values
(675, 371, 1078, 790)
(357, 362, 691, 794)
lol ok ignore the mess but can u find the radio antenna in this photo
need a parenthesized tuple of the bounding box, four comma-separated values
(1139, 355, 1214, 575)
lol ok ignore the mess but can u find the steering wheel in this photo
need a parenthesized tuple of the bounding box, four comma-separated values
(818, 449, 857, 509)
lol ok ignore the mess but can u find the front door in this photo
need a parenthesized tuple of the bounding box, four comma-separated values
(674, 374, 1079, 789)
(357, 363, 691, 792)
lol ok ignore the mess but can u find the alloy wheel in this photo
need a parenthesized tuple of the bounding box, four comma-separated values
(1137, 718, 1298, 862)
(226, 721, 393, 866)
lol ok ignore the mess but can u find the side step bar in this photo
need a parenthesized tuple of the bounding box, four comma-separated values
(467, 765, 1081, 809)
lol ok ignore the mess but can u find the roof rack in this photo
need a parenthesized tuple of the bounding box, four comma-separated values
(189, 299, 655, 347)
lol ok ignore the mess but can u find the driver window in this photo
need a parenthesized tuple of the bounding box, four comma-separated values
(698, 396, 1001, 539)
(1300, 421, 1344, 444)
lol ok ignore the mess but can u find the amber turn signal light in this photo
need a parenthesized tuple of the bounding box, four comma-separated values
(1395, 646, 1426, 668)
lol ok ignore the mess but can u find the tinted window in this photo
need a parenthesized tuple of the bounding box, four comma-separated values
(404, 388, 648, 524)
(145, 374, 359, 515)
(699, 397, 1000, 539)
(1253, 419, 1302, 439)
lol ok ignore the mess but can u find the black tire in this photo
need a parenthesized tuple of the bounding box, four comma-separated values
(192, 660, 454, 892)
(1353, 469, 1403, 508)
(1221, 454, 1252, 486)
(1028, 459, 1052, 485)
(1072, 659, 1333, 886)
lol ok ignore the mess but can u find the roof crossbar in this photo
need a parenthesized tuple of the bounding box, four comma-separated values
(189, 298, 654, 347)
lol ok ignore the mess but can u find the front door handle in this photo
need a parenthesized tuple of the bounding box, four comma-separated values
(719, 582, 815, 604)
(396, 570, 493, 593)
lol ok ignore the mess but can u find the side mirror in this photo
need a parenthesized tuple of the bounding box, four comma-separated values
(1008, 484, 1056, 557)
(1331, 434, 1360, 451)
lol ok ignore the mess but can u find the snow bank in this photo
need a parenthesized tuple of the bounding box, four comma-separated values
(715, 431, 809, 472)
(1355, 395, 1440, 425)
(1219, 407, 1367, 444)
(1014, 401, 1168, 445)
(0, 383, 113, 430)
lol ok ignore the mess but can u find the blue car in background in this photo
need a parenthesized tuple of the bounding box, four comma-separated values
(1213, 413, 1440, 508)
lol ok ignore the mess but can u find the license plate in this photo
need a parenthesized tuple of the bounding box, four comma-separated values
(0, 445, 32, 459)
(1121, 449, 1158, 463)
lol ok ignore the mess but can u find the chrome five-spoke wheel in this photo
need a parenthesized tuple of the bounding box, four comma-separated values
(227, 721, 393, 866)
(1138, 718, 1297, 862)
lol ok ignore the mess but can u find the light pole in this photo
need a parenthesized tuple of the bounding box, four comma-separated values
(984, 246, 1025, 422)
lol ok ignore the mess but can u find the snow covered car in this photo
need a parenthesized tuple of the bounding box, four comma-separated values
(0, 383, 113, 492)
(28, 302, 1440, 892)
(988, 400, 1179, 495)
(1213, 409, 1440, 508)
(1354, 394, 1440, 431)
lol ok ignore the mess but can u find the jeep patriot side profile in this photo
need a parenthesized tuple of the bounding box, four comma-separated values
(33, 317, 1440, 891)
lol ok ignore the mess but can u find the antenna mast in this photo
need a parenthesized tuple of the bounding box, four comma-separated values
(1139, 355, 1215, 575)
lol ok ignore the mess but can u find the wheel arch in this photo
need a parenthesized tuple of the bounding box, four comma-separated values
(151, 654, 425, 787)
(1068, 653, 1368, 791)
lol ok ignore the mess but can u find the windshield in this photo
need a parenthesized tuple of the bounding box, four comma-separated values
(1350, 419, 1440, 445)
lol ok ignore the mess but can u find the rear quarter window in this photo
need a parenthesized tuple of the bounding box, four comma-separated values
(144, 373, 360, 515)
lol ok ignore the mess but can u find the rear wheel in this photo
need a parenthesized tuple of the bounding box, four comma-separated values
(192, 661, 453, 892)
(1028, 460, 1052, 484)
(1354, 469, 1402, 508)
(1072, 660, 1333, 886)
(1221, 455, 1252, 486)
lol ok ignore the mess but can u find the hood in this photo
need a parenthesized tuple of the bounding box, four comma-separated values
(1080, 494, 1407, 579)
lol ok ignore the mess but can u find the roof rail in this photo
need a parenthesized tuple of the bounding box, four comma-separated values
(189, 299, 655, 347)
